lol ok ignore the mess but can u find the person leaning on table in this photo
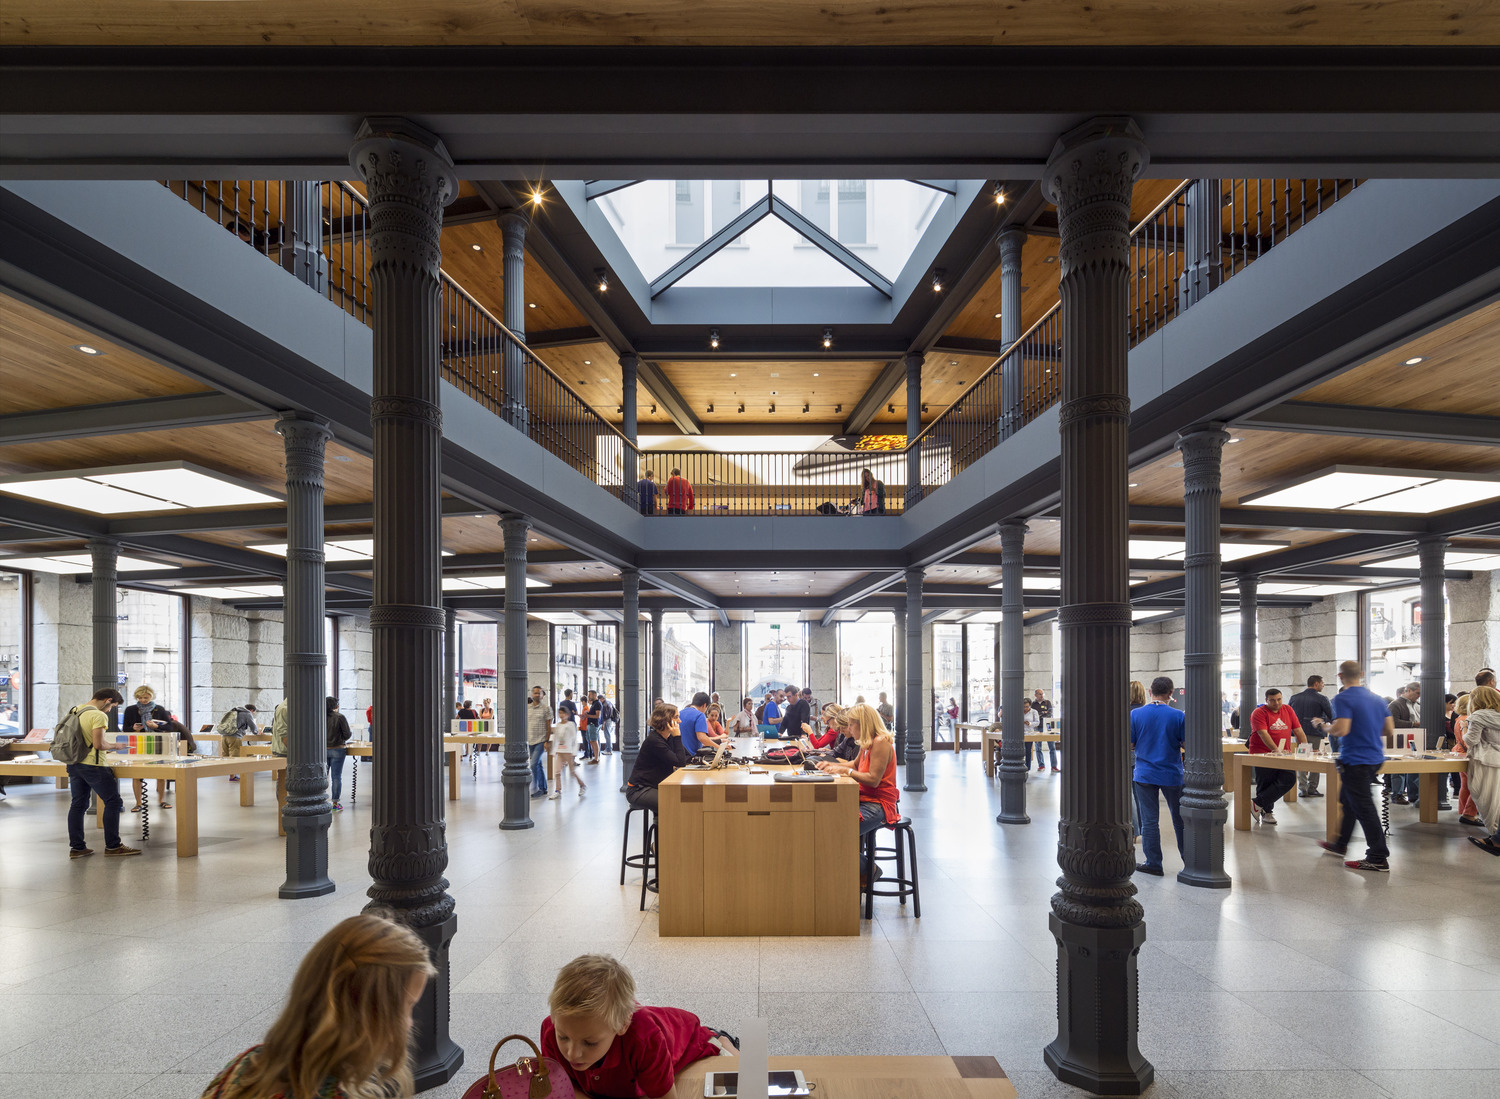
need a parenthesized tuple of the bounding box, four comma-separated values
(626, 703, 689, 814)
(813, 702, 899, 883)
(64, 688, 142, 859)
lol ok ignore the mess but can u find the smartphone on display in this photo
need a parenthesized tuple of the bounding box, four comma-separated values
(704, 1071, 811, 1097)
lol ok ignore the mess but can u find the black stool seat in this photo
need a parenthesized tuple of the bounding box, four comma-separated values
(861, 815, 920, 919)
(621, 803, 658, 911)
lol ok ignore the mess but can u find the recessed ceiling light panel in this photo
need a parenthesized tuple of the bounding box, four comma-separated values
(0, 462, 281, 515)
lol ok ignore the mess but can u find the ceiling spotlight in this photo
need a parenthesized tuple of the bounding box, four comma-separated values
(528, 302, 536, 309)
(1403, 356, 1426, 366)
(73, 344, 102, 355)
(470, 243, 482, 252)
(888, 403, 896, 414)
(1129, 482, 1140, 488)
(949, 360, 959, 367)
(821, 328, 834, 350)
(770, 390, 778, 395)
(583, 359, 592, 365)
(994, 312, 1002, 319)
(812, 372, 820, 377)
(835, 404, 842, 413)
(595, 270, 609, 294)
(530, 190, 545, 206)
(993, 183, 1006, 205)
(1228, 437, 1242, 444)
(931, 270, 945, 293)
(728, 372, 736, 377)
(706, 403, 715, 412)
(1044, 255, 1057, 264)
(709, 329, 720, 350)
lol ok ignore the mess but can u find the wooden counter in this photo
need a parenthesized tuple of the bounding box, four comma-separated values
(673, 1056, 1017, 1099)
(658, 761, 860, 937)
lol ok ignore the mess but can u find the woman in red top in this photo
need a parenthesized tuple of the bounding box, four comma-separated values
(664, 467, 695, 514)
(803, 703, 844, 750)
(815, 702, 898, 839)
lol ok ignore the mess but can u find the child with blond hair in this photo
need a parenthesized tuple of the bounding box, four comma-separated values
(541, 954, 737, 1098)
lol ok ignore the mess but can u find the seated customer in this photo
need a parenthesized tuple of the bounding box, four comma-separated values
(803, 704, 844, 750)
(541, 954, 736, 1099)
(813, 702, 899, 847)
(200, 912, 434, 1099)
(625, 704, 688, 813)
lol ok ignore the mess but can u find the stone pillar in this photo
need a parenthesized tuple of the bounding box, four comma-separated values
(349, 117, 462, 1090)
(499, 208, 532, 432)
(444, 606, 457, 729)
(275, 412, 335, 900)
(500, 516, 534, 830)
(621, 353, 640, 509)
(1177, 424, 1231, 889)
(89, 539, 119, 708)
(649, 608, 665, 706)
(1178, 179, 1222, 311)
(893, 608, 907, 760)
(904, 352, 923, 509)
(1041, 116, 1153, 1096)
(903, 567, 926, 791)
(1419, 535, 1448, 754)
(280, 181, 329, 293)
(621, 569, 641, 790)
(997, 229, 1027, 438)
(1239, 575, 1258, 729)
(998, 520, 1030, 824)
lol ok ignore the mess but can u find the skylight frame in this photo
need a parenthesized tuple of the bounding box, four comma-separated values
(0, 461, 282, 515)
(1238, 464, 1500, 513)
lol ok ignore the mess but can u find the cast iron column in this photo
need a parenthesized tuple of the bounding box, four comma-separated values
(500, 516, 534, 830)
(499, 209, 531, 433)
(89, 538, 119, 713)
(621, 568, 641, 790)
(350, 117, 462, 1089)
(903, 566, 926, 791)
(1178, 180, 1222, 311)
(1239, 575, 1258, 732)
(998, 520, 1030, 824)
(1042, 116, 1153, 1096)
(893, 607, 907, 759)
(1419, 535, 1448, 754)
(1177, 424, 1231, 889)
(904, 352, 923, 509)
(276, 412, 335, 900)
(281, 181, 329, 293)
(650, 608, 665, 705)
(444, 606, 457, 729)
(998, 229, 1027, 438)
(621, 353, 640, 510)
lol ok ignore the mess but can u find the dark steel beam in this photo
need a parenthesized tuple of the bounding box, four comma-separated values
(524, 325, 600, 349)
(650, 196, 772, 297)
(104, 496, 484, 536)
(1240, 400, 1500, 446)
(584, 180, 643, 200)
(768, 194, 893, 296)
(641, 570, 728, 625)
(841, 358, 907, 436)
(932, 336, 1005, 357)
(1129, 503, 1427, 535)
(0, 392, 266, 444)
(819, 570, 904, 626)
(635, 358, 703, 436)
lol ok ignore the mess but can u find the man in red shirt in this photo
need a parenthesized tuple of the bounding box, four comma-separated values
(1247, 687, 1307, 824)
(664, 467, 695, 514)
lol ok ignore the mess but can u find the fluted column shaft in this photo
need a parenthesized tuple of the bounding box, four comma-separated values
(1240, 576, 1258, 729)
(998, 230, 1027, 438)
(997, 520, 1030, 824)
(621, 353, 640, 509)
(500, 516, 534, 830)
(89, 539, 119, 710)
(499, 209, 532, 433)
(621, 569, 641, 788)
(1042, 116, 1153, 1096)
(893, 608, 907, 760)
(1177, 424, 1231, 889)
(1419, 536, 1448, 754)
(444, 606, 458, 726)
(903, 567, 926, 791)
(276, 412, 335, 900)
(1178, 179, 1222, 311)
(351, 116, 462, 1089)
(904, 353, 923, 509)
(281, 181, 329, 293)
(650, 608, 665, 706)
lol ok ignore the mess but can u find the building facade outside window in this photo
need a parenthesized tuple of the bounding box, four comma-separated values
(836, 179, 868, 243)
(836, 618, 895, 710)
(0, 570, 25, 735)
(674, 179, 704, 245)
(117, 588, 188, 726)
(458, 621, 499, 709)
(662, 617, 713, 705)
(966, 623, 995, 724)
(1365, 585, 1445, 700)
(743, 620, 806, 701)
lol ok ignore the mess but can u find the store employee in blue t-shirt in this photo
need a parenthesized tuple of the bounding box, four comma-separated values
(678, 691, 711, 755)
(1130, 676, 1187, 877)
(1321, 660, 1396, 873)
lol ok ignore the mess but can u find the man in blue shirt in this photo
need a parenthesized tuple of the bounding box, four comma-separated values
(637, 469, 659, 515)
(762, 692, 782, 727)
(1130, 676, 1187, 877)
(679, 691, 711, 755)
(1321, 660, 1394, 872)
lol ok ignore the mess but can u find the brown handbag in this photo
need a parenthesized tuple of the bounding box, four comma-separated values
(460, 1034, 572, 1099)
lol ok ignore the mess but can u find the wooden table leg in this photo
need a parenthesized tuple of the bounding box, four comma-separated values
(56, 775, 68, 790)
(1324, 764, 1342, 844)
(239, 768, 255, 806)
(176, 773, 199, 857)
(1285, 774, 1298, 803)
(447, 750, 459, 801)
(1234, 755, 1251, 830)
(1418, 772, 1439, 823)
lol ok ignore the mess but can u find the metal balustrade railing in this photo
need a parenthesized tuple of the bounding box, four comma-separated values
(167, 175, 1361, 515)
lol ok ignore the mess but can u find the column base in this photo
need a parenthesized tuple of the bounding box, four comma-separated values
(500, 768, 534, 829)
(998, 766, 1030, 824)
(1176, 802, 1231, 889)
(407, 913, 465, 1092)
(1044, 913, 1153, 1097)
(278, 808, 335, 899)
(903, 752, 926, 793)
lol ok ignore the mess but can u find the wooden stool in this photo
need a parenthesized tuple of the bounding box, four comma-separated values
(862, 816, 921, 919)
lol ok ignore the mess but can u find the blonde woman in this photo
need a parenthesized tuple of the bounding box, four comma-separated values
(1455, 693, 1481, 825)
(814, 702, 899, 844)
(123, 684, 192, 810)
(1464, 685, 1500, 856)
(804, 703, 844, 750)
(200, 913, 434, 1099)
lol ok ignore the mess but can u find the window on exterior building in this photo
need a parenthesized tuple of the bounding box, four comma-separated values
(966, 623, 995, 724)
(711, 180, 743, 236)
(459, 622, 499, 714)
(799, 179, 832, 235)
(674, 179, 704, 245)
(932, 623, 962, 739)
(662, 617, 713, 705)
(1365, 585, 1446, 700)
(117, 588, 186, 723)
(587, 624, 618, 705)
(0, 570, 25, 735)
(837, 179, 868, 244)
(837, 619, 895, 710)
(743, 621, 807, 701)
(325, 616, 338, 701)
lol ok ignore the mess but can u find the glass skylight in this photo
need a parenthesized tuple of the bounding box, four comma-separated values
(1239, 467, 1500, 513)
(177, 584, 284, 600)
(441, 575, 551, 591)
(1128, 538, 1285, 562)
(0, 554, 171, 574)
(0, 462, 280, 515)
(1374, 552, 1500, 573)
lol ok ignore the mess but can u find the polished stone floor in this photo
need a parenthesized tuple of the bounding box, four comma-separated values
(1, 750, 1497, 1099)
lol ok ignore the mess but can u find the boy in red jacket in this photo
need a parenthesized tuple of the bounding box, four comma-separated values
(541, 954, 736, 1099)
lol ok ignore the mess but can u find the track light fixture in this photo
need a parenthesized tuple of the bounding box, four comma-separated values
(835, 404, 842, 414)
(888, 403, 896, 414)
(802, 404, 810, 413)
(738, 403, 745, 413)
(993, 183, 1006, 205)
(931, 270, 945, 293)
(769, 404, 776, 413)
(709, 329, 720, 350)
(595, 269, 609, 293)
(821, 328, 834, 350)
(706, 403, 715, 412)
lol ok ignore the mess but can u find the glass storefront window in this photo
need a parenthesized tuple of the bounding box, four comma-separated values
(932, 624, 962, 738)
(0, 570, 24, 735)
(743, 621, 806, 701)
(966, 624, 995, 724)
(117, 588, 186, 724)
(663, 617, 713, 705)
(1366, 585, 1438, 699)
(459, 622, 499, 712)
(836, 618, 896, 709)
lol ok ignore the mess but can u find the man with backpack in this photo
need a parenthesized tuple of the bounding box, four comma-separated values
(56, 688, 141, 859)
(216, 703, 258, 782)
(599, 695, 617, 754)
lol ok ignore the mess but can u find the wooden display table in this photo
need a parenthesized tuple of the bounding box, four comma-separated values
(1222, 739, 1248, 793)
(245, 741, 465, 800)
(980, 729, 1062, 777)
(1231, 750, 1469, 843)
(658, 746, 860, 936)
(952, 722, 987, 752)
(0, 753, 286, 857)
(673, 1055, 1017, 1099)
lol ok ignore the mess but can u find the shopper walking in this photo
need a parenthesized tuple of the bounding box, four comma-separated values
(1131, 677, 1186, 876)
(1319, 661, 1394, 872)
(326, 696, 352, 810)
(527, 685, 550, 797)
(549, 705, 586, 798)
(1289, 675, 1335, 797)
(1463, 685, 1500, 856)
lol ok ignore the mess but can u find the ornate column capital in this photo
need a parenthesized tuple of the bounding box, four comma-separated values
(349, 118, 456, 277)
(999, 519, 1030, 550)
(1042, 117, 1148, 276)
(997, 228, 1027, 275)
